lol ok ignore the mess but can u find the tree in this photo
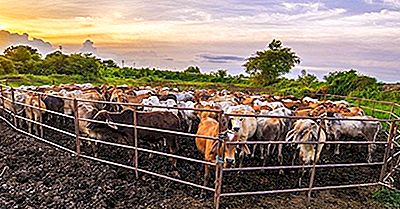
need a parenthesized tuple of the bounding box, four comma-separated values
(64, 53, 102, 77)
(244, 39, 300, 85)
(297, 69, 318, 87)
(3, 45, 42, 73)
(184, 66, 201, 74)
(0, 56, 16, 74)
(215, 69, 227, 78)
(4, 45, 41, 62)
(102, 59, 119, 68)
(324, 70, 377, 95)
(42, 51, 70, 75)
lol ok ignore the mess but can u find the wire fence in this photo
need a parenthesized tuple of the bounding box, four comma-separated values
(0, 85, 399, 209)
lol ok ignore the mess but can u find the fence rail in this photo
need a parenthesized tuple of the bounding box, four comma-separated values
(0, 86, 399, 209)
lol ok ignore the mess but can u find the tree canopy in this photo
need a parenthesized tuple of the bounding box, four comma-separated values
(324, 69, 378, 95)
(184, 66, 201, 74)
(244, 39, 300, 85)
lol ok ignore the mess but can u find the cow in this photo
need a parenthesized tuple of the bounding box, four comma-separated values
(286, 119, 326, 186)
(255, 110, 286, 166)
(24, 93, 46, 137)
(322, 112, 380, 163)
(340, 107, 364, 116)
(43, 94, 64, 123)
(159, 94, 177, 102)
(76, 103, 101, 156)
(195, 110, 238, 194)
(1, 90, 26, 125)
(266, 101, 285, 110)
(294, 108, 313, 117)
(254, 108, 293, 168)
(281, 99, 301, 110)
(227, 107, 257, 167)
(177, 101, 198, 132)
(87, 109, 181, 167)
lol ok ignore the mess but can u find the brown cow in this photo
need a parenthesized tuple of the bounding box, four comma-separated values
(195, 110, 239, 193)
(340, 107, 364, 116)
(88, 109, 181, 167)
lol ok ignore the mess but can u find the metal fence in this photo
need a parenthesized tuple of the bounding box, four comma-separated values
(0, 85, 399, 209)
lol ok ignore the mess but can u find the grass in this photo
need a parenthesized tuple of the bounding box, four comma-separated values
(373, 188, 400, 208)
(0, 74, 269, 92)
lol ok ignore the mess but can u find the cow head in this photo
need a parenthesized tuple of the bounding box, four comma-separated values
(87, 110, 117, 130)
(211, 130, 245, 168)
(229, 116, 243, 132)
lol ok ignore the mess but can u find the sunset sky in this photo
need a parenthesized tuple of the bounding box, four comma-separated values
(0, 0, 399, 82)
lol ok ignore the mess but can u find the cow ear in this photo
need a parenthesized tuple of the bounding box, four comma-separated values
(106, 119, 118, 130)
(242, 144, 251, 155)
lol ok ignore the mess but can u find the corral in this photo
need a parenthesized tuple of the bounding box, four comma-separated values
(0, 83, 399, 208)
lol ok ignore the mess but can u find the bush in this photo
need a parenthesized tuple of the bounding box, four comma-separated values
(373, 188, 400, 208)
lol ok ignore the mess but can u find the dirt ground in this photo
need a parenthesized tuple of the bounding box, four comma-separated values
(0, 119, 394, 209)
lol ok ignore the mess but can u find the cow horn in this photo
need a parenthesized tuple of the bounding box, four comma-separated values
(106, 119, 118, 130)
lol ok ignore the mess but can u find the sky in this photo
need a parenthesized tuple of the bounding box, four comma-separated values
(0, 0, 399, 83)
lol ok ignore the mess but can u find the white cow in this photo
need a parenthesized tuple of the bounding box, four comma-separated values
(227, 106, 257, 167)
(323, 112, 380, 163)
(286, 119, 326, 185)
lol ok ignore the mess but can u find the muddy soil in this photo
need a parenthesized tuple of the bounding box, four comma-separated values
(0, 119, 393, 209)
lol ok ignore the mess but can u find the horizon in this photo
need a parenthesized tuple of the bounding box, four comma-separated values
(0, 0, 399, 83)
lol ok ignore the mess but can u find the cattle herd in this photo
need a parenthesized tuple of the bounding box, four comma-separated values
(0, 83, 382, 190)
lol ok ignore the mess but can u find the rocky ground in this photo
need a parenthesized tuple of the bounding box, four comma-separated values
(0, 118, 394, 208)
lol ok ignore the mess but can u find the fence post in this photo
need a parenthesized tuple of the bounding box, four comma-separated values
(379, 120, 396, 182)
(133, 108, 139, 178)
(387, 121, 398, 177)
(389, 103, 395, 120)
(372, 100, 376, 117)
(73, 98, 81, 158)
(37, 92, 44, 138)
(214, 110, 224, 209)
(0, 85, 3, 110)
(214, 134, 224, 209)
(11, 87, 17, 127)
(306, 116, 324, 204)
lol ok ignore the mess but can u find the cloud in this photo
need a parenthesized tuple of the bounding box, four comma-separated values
(281, 2, 323, 11)
(1, 1, 400, 82)
(0, 30, 54, 54)
(197, 53, 244, 63)
(364, 0, 400, 7)
(79, 39, 97, 54)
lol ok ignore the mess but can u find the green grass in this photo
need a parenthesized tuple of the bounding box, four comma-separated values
(373, 188, 400, 208)
(0, 73, 271, 92)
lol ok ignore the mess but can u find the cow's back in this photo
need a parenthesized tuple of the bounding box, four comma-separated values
(136, 111, 181, 142)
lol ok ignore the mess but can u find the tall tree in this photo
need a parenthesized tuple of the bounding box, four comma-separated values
(4, 45, 41, 62)
(184, 66, 201, 74)
(42, 51, 70, 75)
(244, 39, 300, 85)
(3, 45, 42, 73)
